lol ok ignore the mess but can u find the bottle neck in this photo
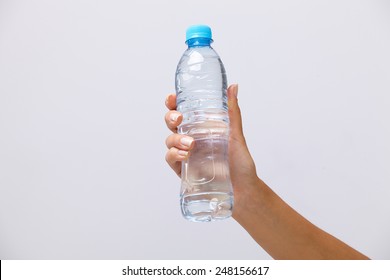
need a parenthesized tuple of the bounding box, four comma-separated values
(186, 37, 213, 47)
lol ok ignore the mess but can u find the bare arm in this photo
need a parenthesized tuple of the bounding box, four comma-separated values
(165, 84, 369, 260)
(233, 178, 368, 259)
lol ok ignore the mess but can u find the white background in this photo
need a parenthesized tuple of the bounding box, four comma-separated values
(0, 0, 389, 259)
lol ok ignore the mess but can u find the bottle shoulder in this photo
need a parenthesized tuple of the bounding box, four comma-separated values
(176, 47, 225, 74)
(180, 46, 221, 62)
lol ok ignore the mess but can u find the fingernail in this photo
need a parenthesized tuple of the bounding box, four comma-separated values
(180, 137, 193, 147)
(170, 112, 180, 122)
(177, 150, 188, 157)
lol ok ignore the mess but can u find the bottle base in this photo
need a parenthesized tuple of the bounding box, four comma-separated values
(180, 192, 233, 222)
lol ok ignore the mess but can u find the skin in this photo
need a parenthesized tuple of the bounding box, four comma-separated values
(165, 84, 369, 260)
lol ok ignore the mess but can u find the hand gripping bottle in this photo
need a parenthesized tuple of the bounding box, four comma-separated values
(175, 25, 234, 222)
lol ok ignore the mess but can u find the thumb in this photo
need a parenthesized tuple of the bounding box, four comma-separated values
(227, 84, 245, 142)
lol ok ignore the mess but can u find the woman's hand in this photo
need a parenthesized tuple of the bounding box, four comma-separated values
(164, 84, 259, 218)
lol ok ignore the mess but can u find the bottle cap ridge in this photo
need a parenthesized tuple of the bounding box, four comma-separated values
(185, 25, 212, 43)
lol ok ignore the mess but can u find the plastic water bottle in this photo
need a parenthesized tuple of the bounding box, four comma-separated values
(175, 25, 234, 222)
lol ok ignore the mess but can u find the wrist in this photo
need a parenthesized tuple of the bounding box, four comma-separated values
(232, 176, 268, 223)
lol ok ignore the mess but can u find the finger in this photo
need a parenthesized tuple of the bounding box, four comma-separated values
(227, 84, 245, 142)
(164, 110, 183, 132)
(165, 147, 188, 177)
(165, 94, 177, 110)
(165, 133, 194, 150)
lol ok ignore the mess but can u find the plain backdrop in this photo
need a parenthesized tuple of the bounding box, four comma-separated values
(0, 0, 389, 259)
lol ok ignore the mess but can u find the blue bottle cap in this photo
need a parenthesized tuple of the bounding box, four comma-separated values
(185, 25, 213, 43)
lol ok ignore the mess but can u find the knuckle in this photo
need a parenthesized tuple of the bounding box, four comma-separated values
(165, 134, 176, 148)
(164, 111, 171, 123)
(165, 147, 176, 163)
(165, 136, 170, 147)
(165, 148, 175, 163)
(165, 152, 170, 163)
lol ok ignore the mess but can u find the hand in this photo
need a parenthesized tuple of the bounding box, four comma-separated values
(164, 93, 194, 177)
(164, 84, 259, 218)
(164, 85, 369, 259)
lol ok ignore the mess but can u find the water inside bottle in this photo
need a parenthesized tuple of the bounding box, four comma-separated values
(179, 135, 233, 222)
(181, 192, 233, 222)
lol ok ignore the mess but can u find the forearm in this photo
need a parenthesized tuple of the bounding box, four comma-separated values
(233, 178, 369, 260)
